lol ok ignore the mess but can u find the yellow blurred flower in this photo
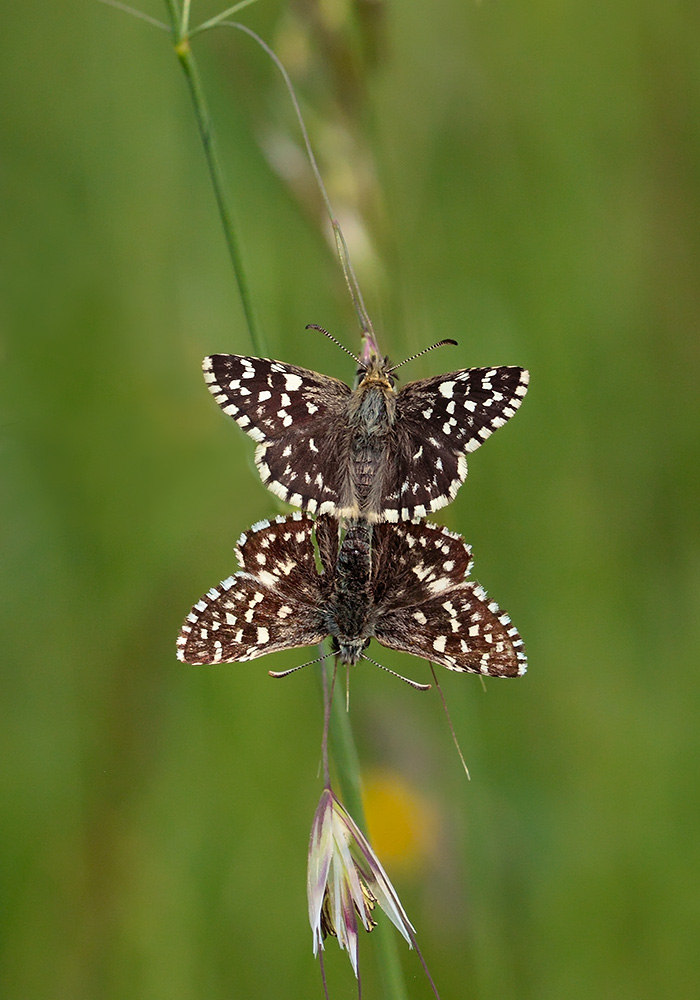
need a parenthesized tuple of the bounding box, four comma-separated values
(363, 768, 440, 873)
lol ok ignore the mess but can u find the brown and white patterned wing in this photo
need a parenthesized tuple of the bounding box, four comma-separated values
(177, 573, 326, 664)
(177, 514, 326, 664)
(203, 355, 352, 514)
(381, 367, 529, 520)
(369, 520, 474, 610)
(374, 581, 526, 677)
(235, 513, 324, 604)
(370, 520, 526, 677)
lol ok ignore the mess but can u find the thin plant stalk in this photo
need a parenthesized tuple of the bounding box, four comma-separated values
(163, 0, 264, 354)
(322, 661, 410, 1000)
(190, 0, 261, 37)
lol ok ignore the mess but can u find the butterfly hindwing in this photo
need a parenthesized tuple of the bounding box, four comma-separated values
(256, 419, 350, 515)
(313, 513, 342, 581)
(235, 513, 325, 604)
(177, 516, 526, 677)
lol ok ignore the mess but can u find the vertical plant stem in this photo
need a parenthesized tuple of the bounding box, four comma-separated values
(166, 4, 405, 993)
(325, 661, 410, 1000)
(164, 1, 264, 354)
(326, 664, 363, 816)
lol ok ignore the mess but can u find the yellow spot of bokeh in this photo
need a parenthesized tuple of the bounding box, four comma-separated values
(363, 768, 439, 874)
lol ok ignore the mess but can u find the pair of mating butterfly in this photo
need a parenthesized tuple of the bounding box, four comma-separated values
(177, 335, 529, 681)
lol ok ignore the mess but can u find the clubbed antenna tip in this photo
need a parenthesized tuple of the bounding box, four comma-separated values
(386, 339, 458, 375)
(306, 324, 363, 368)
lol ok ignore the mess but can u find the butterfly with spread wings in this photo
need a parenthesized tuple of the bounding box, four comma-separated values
(177, 513, 526, 679)
(203, 345, 529, 523)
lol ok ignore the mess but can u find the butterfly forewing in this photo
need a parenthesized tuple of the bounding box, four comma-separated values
(178, 574, 325, 664)
(204, 355, 351, 514)
(177, 514, 526, 678)
(383, 367, 530, 520)
(369, 521, 473, 610)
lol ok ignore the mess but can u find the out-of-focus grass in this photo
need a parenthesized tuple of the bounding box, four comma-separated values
(1, 1, 699, 998)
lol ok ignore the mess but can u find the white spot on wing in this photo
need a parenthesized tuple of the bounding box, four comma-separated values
(285, 373, 303, 391)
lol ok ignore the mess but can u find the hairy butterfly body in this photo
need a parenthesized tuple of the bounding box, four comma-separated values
(177, 513, 526, 678)
(203, 348, 529, 522)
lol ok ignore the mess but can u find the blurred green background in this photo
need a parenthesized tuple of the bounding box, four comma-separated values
(2, 1, 699, 997)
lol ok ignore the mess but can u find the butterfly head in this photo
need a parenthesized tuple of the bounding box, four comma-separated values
(306, 324, 457, 389)
(356, 355, 396, 393)
(331, 635, 371, 666)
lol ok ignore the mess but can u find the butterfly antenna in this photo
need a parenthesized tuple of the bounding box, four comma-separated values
(361, 653, 431, 691)
(385, 339, 458, 375)
(306, 324, 364, 368)
(429, 662, 470, 779)
(269, 653, 328, 678)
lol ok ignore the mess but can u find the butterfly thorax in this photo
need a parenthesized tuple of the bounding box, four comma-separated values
(348, 364, 397, 436)
(342, 363, 397, 517)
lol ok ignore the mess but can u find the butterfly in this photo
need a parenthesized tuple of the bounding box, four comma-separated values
(177, 513, 526, 678)
(203, 342, 528, 522)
